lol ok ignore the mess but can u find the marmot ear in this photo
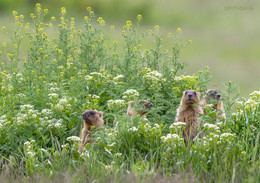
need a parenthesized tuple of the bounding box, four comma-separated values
(98, 111, 103, 117)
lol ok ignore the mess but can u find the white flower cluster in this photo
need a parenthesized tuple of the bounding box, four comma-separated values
(1, 84, 14, 92)
(90, 72, 102, 77)
(85, 75, 93, 81)
(143, 70, 165, 83)
(122, 89, 139, 101)
(249, 90, 260, 101)
(0, 115, 10, 128)
(24, 140, 36, 158)
(203, 123, 220, 133)
(20, 104, 34, 112)
(233, 90, 260, 119)
(174, 75, 198, 81)
(204, 104, 214, 113)
(53, 97, 71, 112)
(113, 74, 124, 81)
(66, 136, 81, 142)
(47, 119, 64, 129)
(107, 99, 126, 111)
(128, 127, 138, 132)
(170, 122, 186, 130)
(161, 133, 182, 143)
(48, 93, 59, 100)
(220, 133, 236, 142)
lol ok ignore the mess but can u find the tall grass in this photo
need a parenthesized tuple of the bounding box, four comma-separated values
(0, 4, 259, 183)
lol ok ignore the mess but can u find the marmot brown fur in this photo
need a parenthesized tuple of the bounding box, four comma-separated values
(175, 90, 203, 146)
(127, 100, 153, 119)
(201, 89, 226, 119)
(79, 110, 104, 153)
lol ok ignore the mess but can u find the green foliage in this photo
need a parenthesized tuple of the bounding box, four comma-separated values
(0, 4, 259, 183)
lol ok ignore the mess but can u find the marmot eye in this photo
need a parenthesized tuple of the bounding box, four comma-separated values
(194, 92, 197, 96)
(90, 111, 95, 115)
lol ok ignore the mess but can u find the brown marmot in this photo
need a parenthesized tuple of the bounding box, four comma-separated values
(127, 100, 153, 119)
(79, 110, 104, 153)
(201, 89, 226, 119)
(175, 90, 203, 146)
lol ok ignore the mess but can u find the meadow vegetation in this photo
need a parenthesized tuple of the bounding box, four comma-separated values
(0, 4, 259, 183)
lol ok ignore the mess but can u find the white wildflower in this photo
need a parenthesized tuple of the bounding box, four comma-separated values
(90, 72, 102, 77)
(85, 75, 93, 81)
(204, 123, 220, 133)
(170, 122, 186, 130)
(48, 93, 59, 99)
(113, 75, 124, 81)
(128, 127, 138, 132)
(67, 136, 81, 142)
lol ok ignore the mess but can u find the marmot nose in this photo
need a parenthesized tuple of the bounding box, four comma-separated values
(188, 94, 193, 98)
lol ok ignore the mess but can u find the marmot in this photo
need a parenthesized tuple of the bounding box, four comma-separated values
(79, 110, 104, 152)
(201, 89, 226, 119)
(127, 100, 153, 119)
(175, 90, 203, 146)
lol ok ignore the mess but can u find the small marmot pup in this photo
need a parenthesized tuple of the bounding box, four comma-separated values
(79, 110, 104, 153)
(201, 89, 226, 119)
(175, 90, 203, 146)
(127, 100, 153, 119)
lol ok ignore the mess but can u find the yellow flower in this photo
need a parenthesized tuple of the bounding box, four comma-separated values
(44, 9, 48, 13)
(36, 89, 41, 92)
(86, 6, 91, 12)
(90, 11, 94, 16)
(61, 7, 66, 15)
(51, 16, 56, 21)
(2, 26, 6, 30)
(177, 28, 182, 32)
(110, 25, 115, 30)
(60, 72, 64, 76)
(154, 25, 159, 29)
(168, 32, 172, 36)
(36, 3, 41, 7)
(14, 44, 18, 48)
(189, 40, 192, 43)
(137, 14, 142, 20)
(3, 42, 7, 47)
(13, 11, 18, 15)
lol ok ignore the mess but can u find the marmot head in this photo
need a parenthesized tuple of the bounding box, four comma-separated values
(204, 89, 222, 109)
(128, 100, 153, 116)
(82, 110, 104, 128)
(182, 90, 200, 105)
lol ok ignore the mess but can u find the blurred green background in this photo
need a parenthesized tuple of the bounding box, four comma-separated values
(0, 0, 259, 96)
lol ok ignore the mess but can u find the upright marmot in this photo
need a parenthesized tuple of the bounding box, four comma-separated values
(201, 89, 226, 119)
(79, 110, 104, 152)
(127, 100, 153, 119)
(175, 90, 203, 146)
